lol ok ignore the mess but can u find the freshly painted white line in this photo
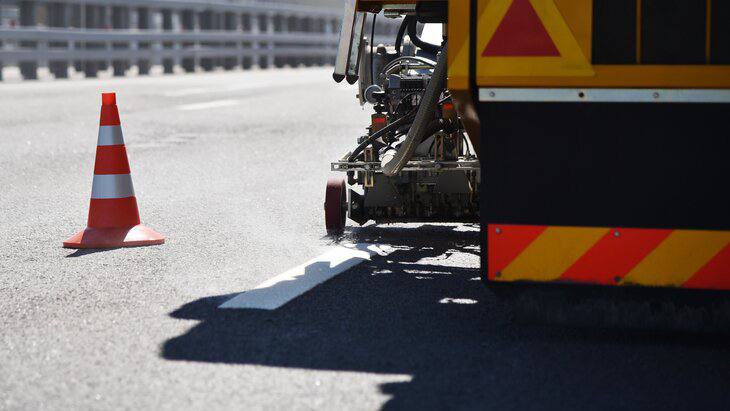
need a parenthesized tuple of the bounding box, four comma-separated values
(175, 99, 239, 111)
(439, 298, 478, 305)
(219, 243, 392, 310)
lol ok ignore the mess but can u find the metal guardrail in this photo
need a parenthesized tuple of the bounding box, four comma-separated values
(0, 0, 399, 80)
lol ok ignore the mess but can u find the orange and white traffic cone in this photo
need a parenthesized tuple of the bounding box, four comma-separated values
(63, 93, 165, 249)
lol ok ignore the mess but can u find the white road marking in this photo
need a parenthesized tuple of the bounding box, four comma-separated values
(163, 87, 210, 97)
(219, 243, 392, 310)
(175, 99, 239, 111)
(164, 78, 316, 97)
(439, 298, 478, 305)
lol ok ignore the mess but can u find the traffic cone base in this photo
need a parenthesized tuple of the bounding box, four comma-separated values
(63, 224, 165, 249)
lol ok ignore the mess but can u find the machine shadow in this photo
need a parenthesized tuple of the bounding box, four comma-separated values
(162, 225, 730, 410)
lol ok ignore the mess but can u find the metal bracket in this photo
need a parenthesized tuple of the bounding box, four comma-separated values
(332, 158, 480, 173)
(363, 147, 375, 187)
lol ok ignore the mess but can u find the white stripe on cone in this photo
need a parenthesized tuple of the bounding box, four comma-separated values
(91, 174, 135, 199)
(97, 125, 125, 146)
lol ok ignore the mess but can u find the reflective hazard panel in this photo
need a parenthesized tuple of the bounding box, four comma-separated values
(478, 0, 593, 77)
(471, 0, 730, 87)
(488, 224, 730, 290)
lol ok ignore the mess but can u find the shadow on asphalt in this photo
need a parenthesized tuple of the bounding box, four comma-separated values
(65, 247, 121, 257)
(162, 225, 730, 410)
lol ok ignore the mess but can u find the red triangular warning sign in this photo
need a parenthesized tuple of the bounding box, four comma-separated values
(482, 0, 560, 57)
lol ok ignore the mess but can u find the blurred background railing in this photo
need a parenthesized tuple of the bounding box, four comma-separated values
(0, 0, 398, 81)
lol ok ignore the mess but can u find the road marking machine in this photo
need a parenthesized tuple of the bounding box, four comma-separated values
(329, 0, 729, 327)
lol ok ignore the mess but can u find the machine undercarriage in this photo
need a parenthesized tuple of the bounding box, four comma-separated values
(327, 6, 479, 233)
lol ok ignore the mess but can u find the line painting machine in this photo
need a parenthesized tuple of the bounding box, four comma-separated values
(327, 0, 479, 233)
(329, 0, 730, 329)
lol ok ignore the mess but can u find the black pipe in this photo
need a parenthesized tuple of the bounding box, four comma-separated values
(370, 13, 377, 82)
(407, 17, 441, 55)
(394, 16, 411, 57)
(381, 42, 447, 177)
(347, 111, 416, 162)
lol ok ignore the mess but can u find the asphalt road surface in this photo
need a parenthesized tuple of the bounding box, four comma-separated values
(2, 68, 730, 410)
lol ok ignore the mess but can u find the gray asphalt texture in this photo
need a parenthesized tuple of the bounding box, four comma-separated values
(2, 68, 730, 411)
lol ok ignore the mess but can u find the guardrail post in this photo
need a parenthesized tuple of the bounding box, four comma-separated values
(285, 15, 297, 68)
(301, 16, 313, 67)
(223, 11, 238, 70)
(180, 9, 196, 73)
(213, 11, 224, 69)
(199, 9, 213, 71)
(266, 12, 274, 69)
(0, 5, 3, 81)
(47, 1, 69, 78)
(137, 7, 151, 75)
(314, 17, 326, 67)
(252, 13, 265, 69)
(330, 18, 340, 65)
(241, 13, 252, 69)
(0, 10, 3, 81)
(111, 6, 130, 77)
(161, 8, 174, 74)
(19, 0, 38, 80)
(70, 3, 82, 73)
(273, 14, 284, 68)
(83, 4, 100, 77)
(100, 5, 110, 72)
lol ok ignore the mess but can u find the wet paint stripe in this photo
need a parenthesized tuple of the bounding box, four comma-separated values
(219, 244, 393, 310)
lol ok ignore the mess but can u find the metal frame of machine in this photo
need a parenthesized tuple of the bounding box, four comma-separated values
(327, 0, 480, 233)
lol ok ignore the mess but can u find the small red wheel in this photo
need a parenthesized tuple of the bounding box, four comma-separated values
(325, 176, 347, 235)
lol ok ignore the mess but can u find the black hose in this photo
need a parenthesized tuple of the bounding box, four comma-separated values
(394, 16, 410, 57)
(347, 112, 416, 162)
(380, 118, 447, 169)
(370, 13, 377, 83)
(382, 42, 447, 176)
(407, 17, 441, 55)
(424, 118, 448, 139)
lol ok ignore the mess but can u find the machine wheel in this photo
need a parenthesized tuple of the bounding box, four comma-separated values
(325, 177, 347, 235)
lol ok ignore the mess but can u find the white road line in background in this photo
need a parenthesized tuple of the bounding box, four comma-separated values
(220, 243, 392, 310)
(164, 87, 211, 97)
(163, 87, 210, 97)
(164, 83, 273, 97)
(164, 78, 316, 97)
(175, 99, 239, 111)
